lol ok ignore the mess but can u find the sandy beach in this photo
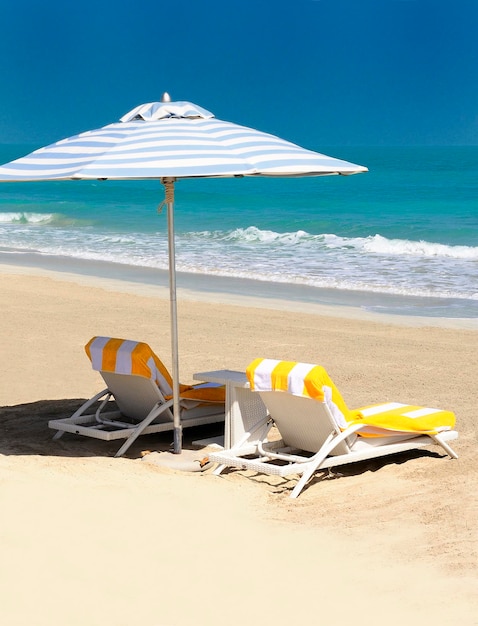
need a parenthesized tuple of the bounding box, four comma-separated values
(1, 265, 477, 626)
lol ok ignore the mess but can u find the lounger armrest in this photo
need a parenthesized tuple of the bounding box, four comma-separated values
(70, 388, 111, 420)
(322, 423, 365, 457)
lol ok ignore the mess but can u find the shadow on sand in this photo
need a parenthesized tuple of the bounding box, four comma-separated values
(0, 398, 224, 459)
(0, 398, 445, 498)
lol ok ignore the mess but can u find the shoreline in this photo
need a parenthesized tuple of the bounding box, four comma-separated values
(1, 257, 477, 330)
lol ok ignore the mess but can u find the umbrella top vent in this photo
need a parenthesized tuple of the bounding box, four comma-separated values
(120, 100, 214, 122)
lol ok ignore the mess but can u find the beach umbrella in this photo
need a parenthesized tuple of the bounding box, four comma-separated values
(0, 93, 367, 453)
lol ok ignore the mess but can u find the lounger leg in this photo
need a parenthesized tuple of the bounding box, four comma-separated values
(289, 426, 364, 498)
(213, 464, 227, 476)
(431, 433, 458, 459)
(290, 473, 313, 499)
(114, 400, 174, 458)
(212, 416, 273, 476)
(289, 451, 331, 499)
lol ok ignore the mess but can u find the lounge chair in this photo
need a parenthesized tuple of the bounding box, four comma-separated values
(208, 359, 458, 498)
(48, 336, 225, 457)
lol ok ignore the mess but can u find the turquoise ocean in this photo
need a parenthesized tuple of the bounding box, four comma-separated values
(0, 144, 477, 319)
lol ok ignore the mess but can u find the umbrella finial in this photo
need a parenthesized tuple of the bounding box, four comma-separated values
(161, 92, 171, 103)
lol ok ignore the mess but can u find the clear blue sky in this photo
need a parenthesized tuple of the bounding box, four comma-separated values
(1, 0, 477, 147)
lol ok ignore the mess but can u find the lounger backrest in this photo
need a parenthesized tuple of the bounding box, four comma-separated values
(84, 336, 176, 421)
(85, 336, 174, 396)
(247, 358, 355, 455)
(258, 391, 353, 455)
(101, 371, 172, 422)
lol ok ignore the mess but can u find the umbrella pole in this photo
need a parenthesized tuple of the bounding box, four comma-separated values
(163, 177, 182, 454)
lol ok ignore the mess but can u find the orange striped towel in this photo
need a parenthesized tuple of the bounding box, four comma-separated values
(85, 337, 225, 403)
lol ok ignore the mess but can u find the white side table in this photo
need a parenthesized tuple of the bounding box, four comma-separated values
(193, 369, 268, 449)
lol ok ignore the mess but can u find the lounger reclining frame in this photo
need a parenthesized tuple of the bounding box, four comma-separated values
(49, 337, 225, 457)
(209, 360, 458, 498)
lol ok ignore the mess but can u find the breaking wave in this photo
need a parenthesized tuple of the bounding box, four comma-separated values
(0, 211, 89, 227)
(199, 226, 478, 260)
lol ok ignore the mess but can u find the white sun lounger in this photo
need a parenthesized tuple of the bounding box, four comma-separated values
(208, 359, 458, 498)
(49, 336, 225, 457)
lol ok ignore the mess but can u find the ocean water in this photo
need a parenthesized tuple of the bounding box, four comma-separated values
(0, 144, 477, 318)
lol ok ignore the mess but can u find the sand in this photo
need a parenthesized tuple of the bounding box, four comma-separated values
(0, 265, 477, 626)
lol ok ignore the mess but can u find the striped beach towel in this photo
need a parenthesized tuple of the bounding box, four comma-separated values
(85, 337, 225, 403)
(349, 402, 455, 435)
(246, 358, 350, 428)
(246, 358, 455, 435)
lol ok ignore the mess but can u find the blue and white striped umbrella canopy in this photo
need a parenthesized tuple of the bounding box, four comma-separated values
(0, 99, 367, 180)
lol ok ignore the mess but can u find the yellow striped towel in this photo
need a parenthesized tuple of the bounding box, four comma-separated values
(85, 337, 225, 403)
(246, 358, 351, 428)
(246, 358, 455, 435)
(349, 402, 455, 435)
